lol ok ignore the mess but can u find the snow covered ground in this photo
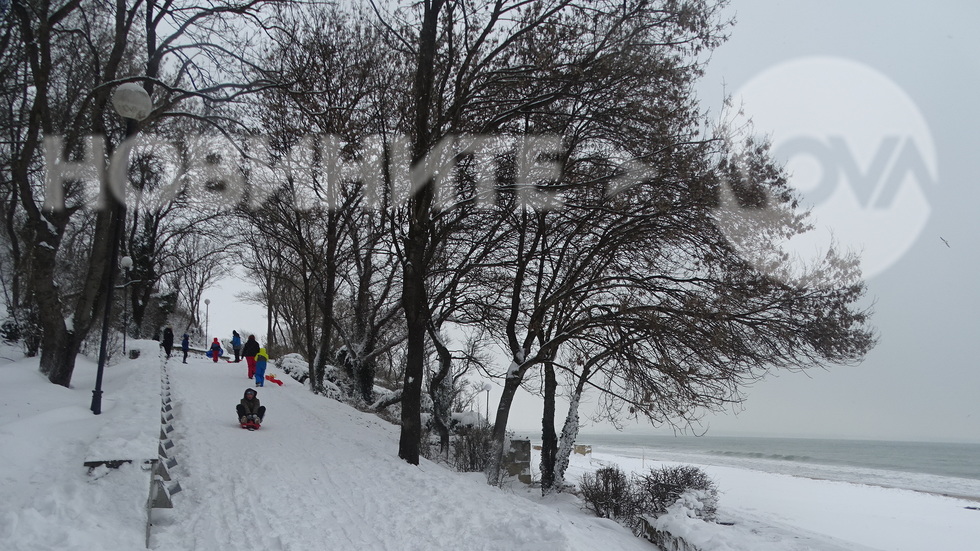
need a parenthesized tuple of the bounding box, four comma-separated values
(1, 343, 978, 550)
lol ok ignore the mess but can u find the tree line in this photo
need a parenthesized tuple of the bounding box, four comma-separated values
(0, 0, 875, 493)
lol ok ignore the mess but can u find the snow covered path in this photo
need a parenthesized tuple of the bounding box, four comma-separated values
(151, 358, 650, 551)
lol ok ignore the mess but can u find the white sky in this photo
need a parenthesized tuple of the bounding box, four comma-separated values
(685, 0, 980, 443)
(516, 0, 980, 444)
(211, 1, 980, 444)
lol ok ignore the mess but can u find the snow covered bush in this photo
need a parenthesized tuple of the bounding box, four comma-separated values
(636, 465, 718, 522)
(579, 466, 641, 523)
(276, 353, 309, 383)
(580, 464, 718, 541)
(1, 319, 21, 343)
(644, 490, 719, 551)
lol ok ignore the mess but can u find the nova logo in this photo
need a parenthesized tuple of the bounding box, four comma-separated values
(719, 57, 937, 282)
(774, 135, 936, 210)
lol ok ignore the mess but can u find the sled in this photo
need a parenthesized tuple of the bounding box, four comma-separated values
(240, 421, 261, 431)
(265, 374, 284, 386)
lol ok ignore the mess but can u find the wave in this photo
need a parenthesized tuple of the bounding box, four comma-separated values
(709, 450, 813, 463)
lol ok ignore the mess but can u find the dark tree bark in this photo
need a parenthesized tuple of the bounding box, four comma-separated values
(398, 0, 446, 465)
(540, 360, 559, 490)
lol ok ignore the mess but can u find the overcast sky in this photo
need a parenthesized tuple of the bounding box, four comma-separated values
(572, 0, 980, 443)
(210, 1, 980, 444)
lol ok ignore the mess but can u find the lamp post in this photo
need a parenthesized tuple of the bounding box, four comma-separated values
(482, 382, 493, 427)
(204, 298, 210, 340)
(91, 83, 152, 415)
(120, 255, 133, 355)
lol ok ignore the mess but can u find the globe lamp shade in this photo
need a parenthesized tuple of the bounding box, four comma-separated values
(111, 83, 152, 120)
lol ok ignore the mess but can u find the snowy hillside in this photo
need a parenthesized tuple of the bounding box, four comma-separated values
(0, 343, 652, 551)
(4, 343, 980, 551)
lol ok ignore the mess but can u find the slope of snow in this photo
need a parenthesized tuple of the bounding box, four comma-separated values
(2, 342, 978, 551)
(0, 345, 651, 551)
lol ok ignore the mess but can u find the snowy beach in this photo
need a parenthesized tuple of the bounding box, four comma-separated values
(557, 448, 980, 551)
(2, 346, 979, 551)
(558, 434, 980, 502)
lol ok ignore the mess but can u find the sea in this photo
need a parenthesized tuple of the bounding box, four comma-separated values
(566, 433, 980, 501)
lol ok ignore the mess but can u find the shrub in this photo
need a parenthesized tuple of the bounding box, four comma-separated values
(579, 466, 640, 523)
(1, 319, 21, 343)
(635, 465, 718, 521)
(450, 423, 495, 473)
(579, 464, 719, 540)
(276, 353, 310, 383)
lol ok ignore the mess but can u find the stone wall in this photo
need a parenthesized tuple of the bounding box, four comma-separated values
(502, 439, 532, 484)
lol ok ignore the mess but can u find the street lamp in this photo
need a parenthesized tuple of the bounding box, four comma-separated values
(482, 382, 493, 427)
(204, 298, 210, 340)
(91, 83, 152, 415)
(120, 255, 133, 355)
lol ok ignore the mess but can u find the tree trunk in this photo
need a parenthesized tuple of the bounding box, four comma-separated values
(541, 389, 582, 495)
(132, 281, 153, 338)
(551, 388, 584, 494)
(312, 300, 331, 394)
(550, 361, 592, 493)
(399, 260, 426, 464)
(540, 361, 558, 491)
(429, 330, 453, 456)
(487, 368, 526, 482)
(36, 205, 115, 386)
(313, 211, 338, 394)
(38, 325, 84, 387)
(265, 271, 275, 350)
(352, 225, 376, 403)
(398, 0, 445, 466)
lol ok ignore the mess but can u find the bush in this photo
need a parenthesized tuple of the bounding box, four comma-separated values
(450, 423, 495, 473)
(579, 464, 719, 538)
(579, 466, 640, 522)
(276, 353, 309, 383)
(1, 319, 21, 343)
(636, 465, 718, 521)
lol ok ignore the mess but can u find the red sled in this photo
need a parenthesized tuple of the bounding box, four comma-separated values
(240, 421, 261, 430)
(265, 374, 284, 386)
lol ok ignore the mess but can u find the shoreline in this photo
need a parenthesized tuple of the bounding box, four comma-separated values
(571, 444, 980, 504)
(556, 443, 980, 550)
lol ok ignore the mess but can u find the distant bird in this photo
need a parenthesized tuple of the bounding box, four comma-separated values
(940, 236, 950, 248)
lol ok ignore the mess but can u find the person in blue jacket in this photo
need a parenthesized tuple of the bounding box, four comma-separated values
(181, 333, 190, 364)
(231, 330, 243, 362)
(254, 347, 269, 386)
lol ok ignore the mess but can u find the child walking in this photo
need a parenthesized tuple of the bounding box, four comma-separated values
(254, 347, 269, 387)
(242, 335, 260, 379)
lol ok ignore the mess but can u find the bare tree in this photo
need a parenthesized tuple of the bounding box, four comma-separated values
(366, 0, 733, 465)
(162, 232, 234, 336)
(242, 7, 409, 398)
(5, 0, 280, 386)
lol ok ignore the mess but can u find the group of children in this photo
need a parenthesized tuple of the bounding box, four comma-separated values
(161, 327, 271, 428)
(200, 332, 269, 387)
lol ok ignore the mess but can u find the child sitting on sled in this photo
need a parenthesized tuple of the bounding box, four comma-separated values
(237, 388, 266, 427)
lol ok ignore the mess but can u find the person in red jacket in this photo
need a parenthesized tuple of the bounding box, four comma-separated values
(241, 334, 260, 378)
(209, 337, 222, 363)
